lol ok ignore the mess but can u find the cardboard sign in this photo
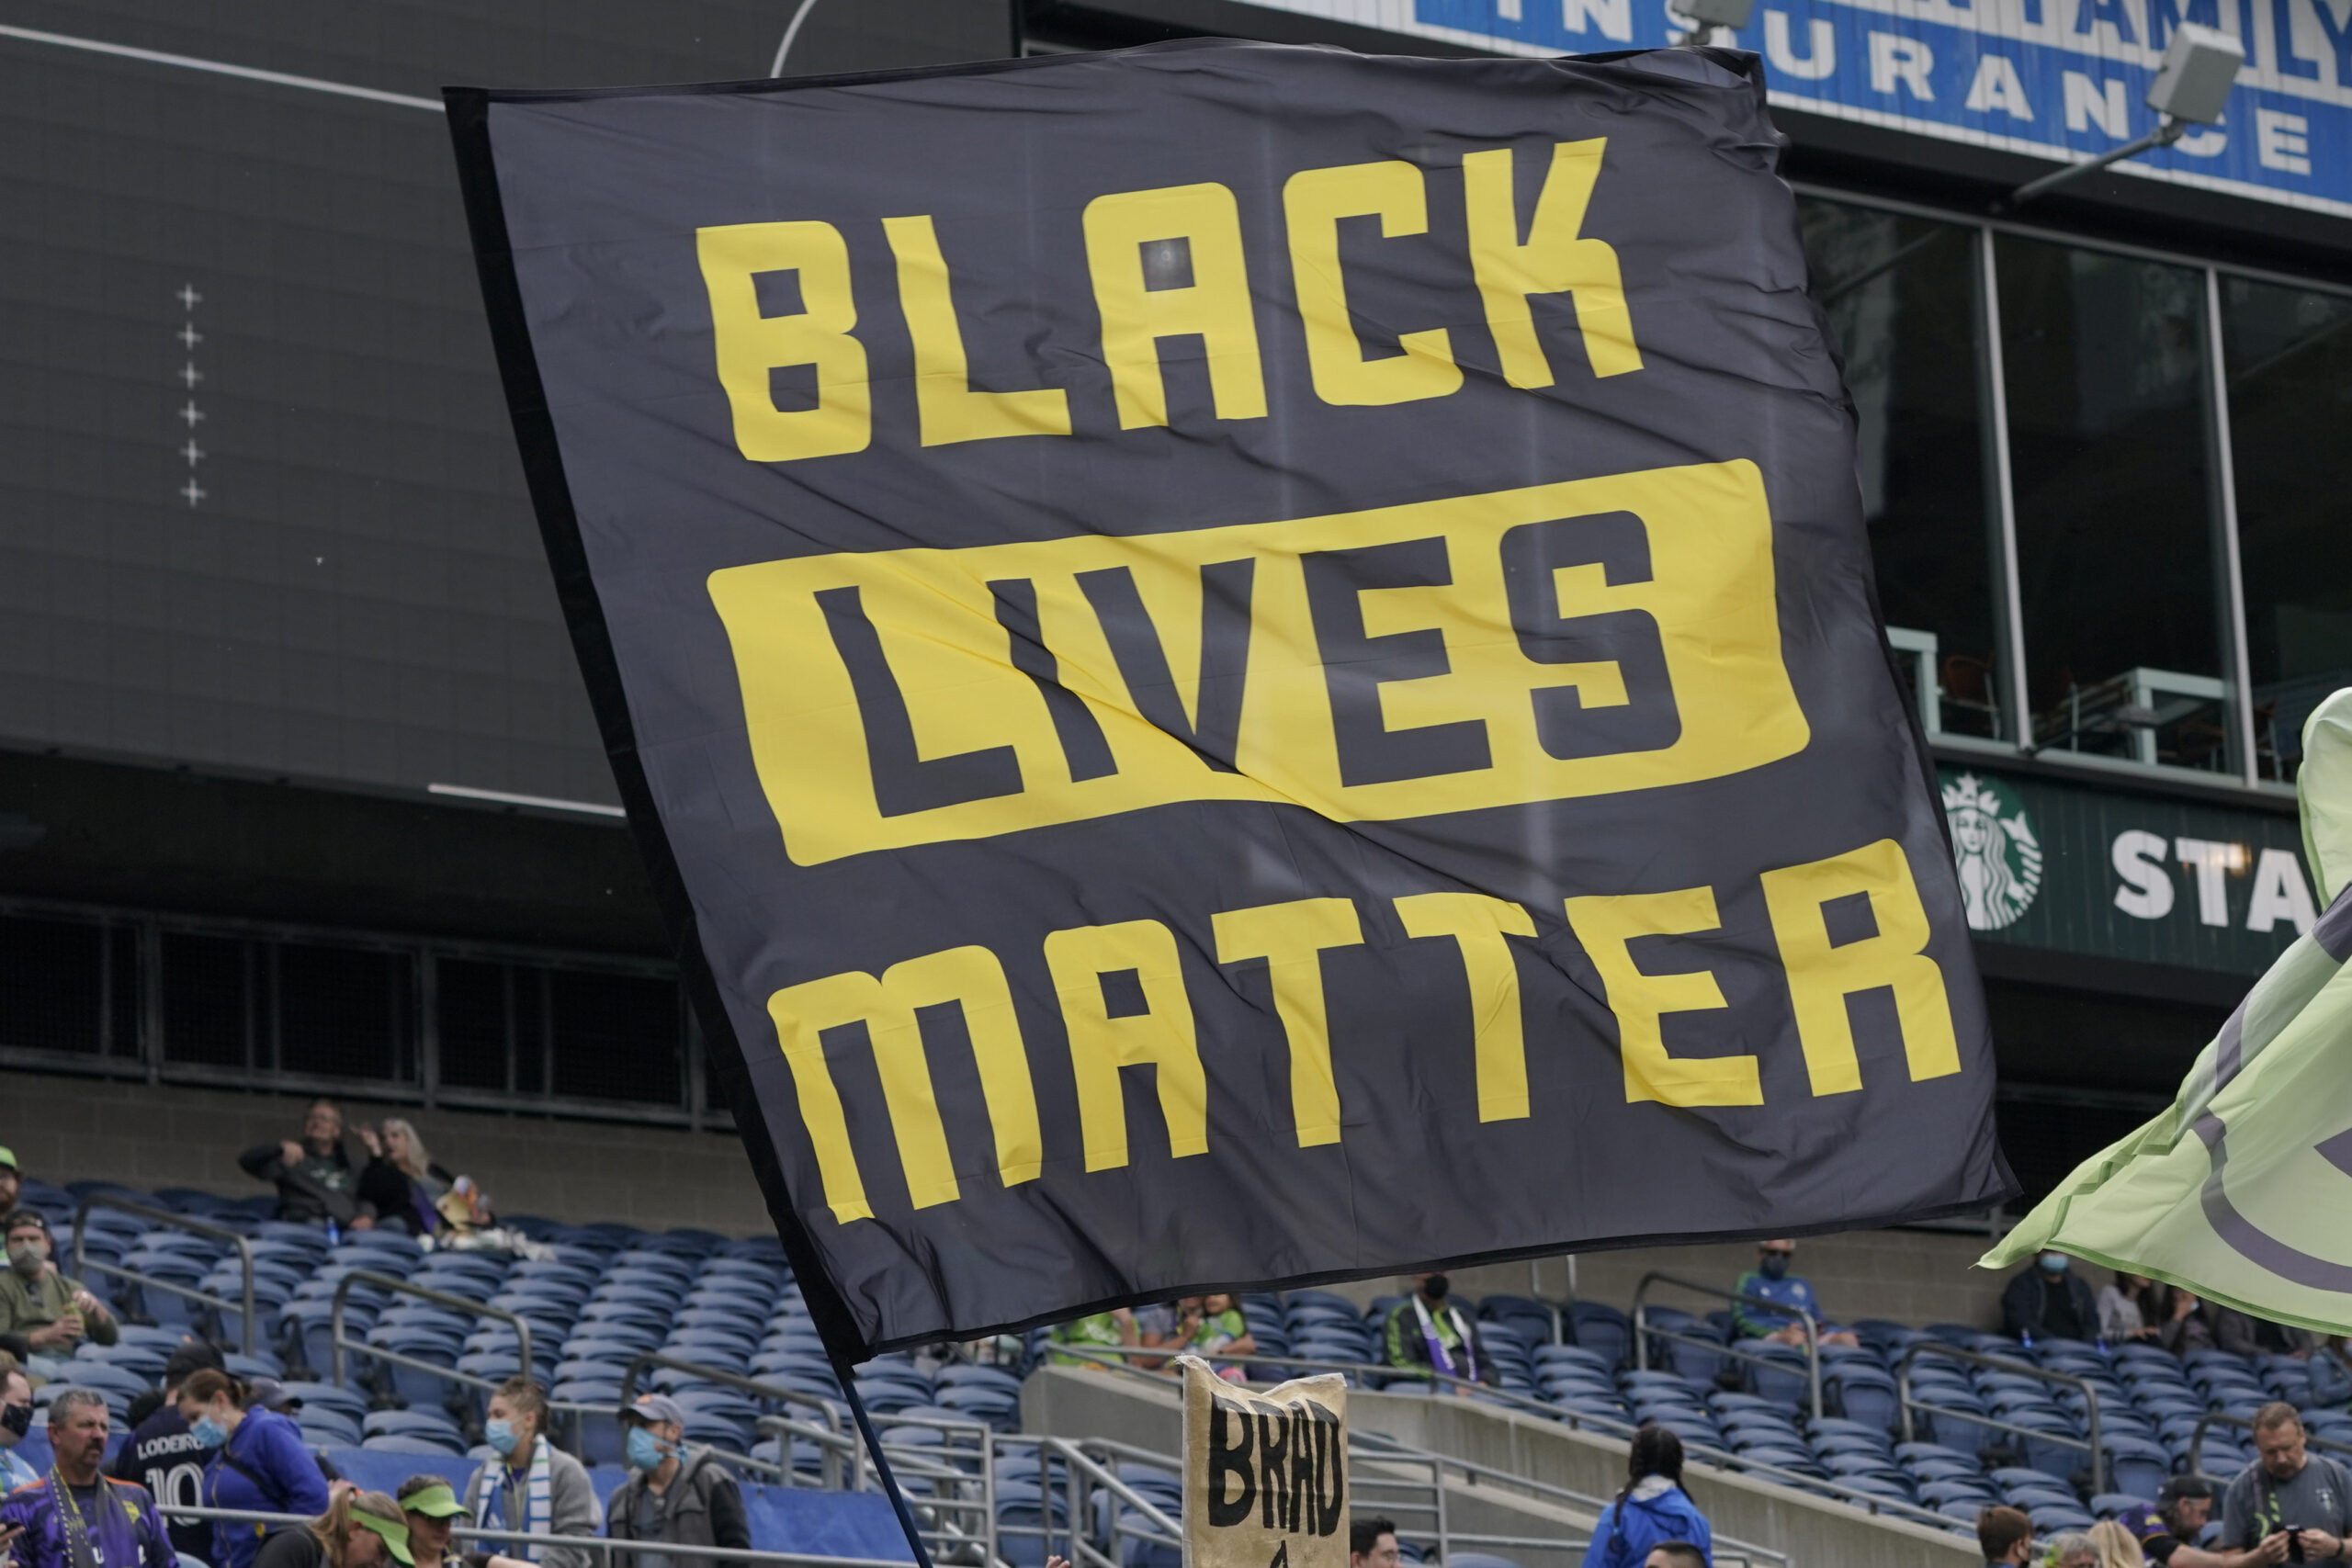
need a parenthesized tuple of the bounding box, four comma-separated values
(1183, 1356, 1349, 1568)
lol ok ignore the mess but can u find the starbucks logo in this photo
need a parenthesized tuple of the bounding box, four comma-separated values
(1942, 773, 2042, 931)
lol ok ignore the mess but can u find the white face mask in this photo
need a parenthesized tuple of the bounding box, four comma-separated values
(6, 1245, 42, 1280)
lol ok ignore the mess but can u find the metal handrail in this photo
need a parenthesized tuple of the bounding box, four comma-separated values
(1052, 1342, 1906, 1541)
(2186, 1410, 2352, 1478)
(71, 1194, 259, 1355)
(148, 1504, 905, 1568)
(1631, 1270, 1824, 1422)
(1036, 1434, 1182, 1568)
(330, 1269, 532, 1388)
(1895, 1341, 2107, 1493)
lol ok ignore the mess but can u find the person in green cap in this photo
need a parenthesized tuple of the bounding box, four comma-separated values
(0, 1148, 21, 1216)
(254, 1487, 415, 1568)
(399, 1475, 531, 1568)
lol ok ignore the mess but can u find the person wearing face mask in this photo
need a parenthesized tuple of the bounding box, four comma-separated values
(461, 1377, 600, 1568)
(108, 1343, 225, 1562)
(1380, 1273, 1498, 1385)
(1730, 1240, 1861, 1348)
(181, 1369, 331, 1568)
(603, 1394, 748, 1568)
(0, 1361, 40, 1493)
(0, 1213, 118, 1351)
(1999, 1251, 2098, 1345)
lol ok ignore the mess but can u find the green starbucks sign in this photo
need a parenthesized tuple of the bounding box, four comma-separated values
(1935, 764, 2313, 976)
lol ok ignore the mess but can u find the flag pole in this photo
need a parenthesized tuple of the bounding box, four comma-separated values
(831, 1353, 939, 1568)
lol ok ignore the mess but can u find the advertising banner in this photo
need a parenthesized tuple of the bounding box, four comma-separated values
(1184, 1356, 1350, 1568)
(1225, 0, 2352, 218)
(449, 39, 2010, 1358)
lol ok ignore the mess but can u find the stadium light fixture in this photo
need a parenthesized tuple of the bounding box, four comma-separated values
(2009, 23, 2244, 205)
(1672, 0, 1756, 45)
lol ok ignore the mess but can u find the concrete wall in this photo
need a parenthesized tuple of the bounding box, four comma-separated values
(1, 1071, 775, 1234)
(1022, 1367, 1982, 1568)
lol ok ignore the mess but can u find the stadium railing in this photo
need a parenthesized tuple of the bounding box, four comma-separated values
(1046, 1345, 1804, 1562)
(1629, 1271, 1826, 1422)
(153, 1504, 910, 1568)
(71, 1193, 260, 1355)
(1894, 1341, 2107, 1495)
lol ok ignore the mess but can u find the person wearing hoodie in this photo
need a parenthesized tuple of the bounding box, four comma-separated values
(1581, 1425, 1712, 1568)
(603, 1394, 750, 1568)
(183, 1369, 333, 1568)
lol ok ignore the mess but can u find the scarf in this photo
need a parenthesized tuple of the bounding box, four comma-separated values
(1408, 1295, 1478, 1383)
(476, 1434, 553, 1561)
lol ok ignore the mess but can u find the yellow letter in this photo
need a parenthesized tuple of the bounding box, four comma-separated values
(696, 220, 870, 462)
(1044, 919, 1209, 1169)
(1211, 898, 1364, 1146)
(1759, 838, 1960, 1095)
(1082, 183, 1267, 429)
(1462, 141, 1642, 388)
(765, 945, 1041, 1224)
(881, 214, 1071, 446)
(1393, 893, 1537, 1122)
(1563, 886, 1761, 1107)
(1282, 161, 1464, 407)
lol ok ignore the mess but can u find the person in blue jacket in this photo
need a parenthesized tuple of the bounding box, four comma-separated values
(180, 1369, 332, 1568)
(1581, 1425, 1713, 1568)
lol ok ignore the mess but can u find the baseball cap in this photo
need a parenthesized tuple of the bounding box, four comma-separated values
(244, 1378, 299, 1414)
(0, 1149, 17, 1173)
(164, 1343, 225, 1385)
(2158, 1475, 2213, 1504)
(4, 1212, 48, 1236)
(397, 1483, 466, 1519)
(622, 1393, 688, 1427)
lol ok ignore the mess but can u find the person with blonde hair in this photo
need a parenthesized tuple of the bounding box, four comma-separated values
(356, 1120, 455, 1236)
(253, 1487, 415, 1568)
(2086, 1519, 2142, 1568)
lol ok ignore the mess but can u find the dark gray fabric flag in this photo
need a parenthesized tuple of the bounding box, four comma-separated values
(447, 39, 2012, 1359)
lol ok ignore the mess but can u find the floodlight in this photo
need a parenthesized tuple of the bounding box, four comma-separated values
(2146, 23, 2244, 124)
(2008, 22, 2245, 205)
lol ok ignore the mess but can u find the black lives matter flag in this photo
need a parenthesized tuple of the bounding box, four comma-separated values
(448, 39, 2011, 1359)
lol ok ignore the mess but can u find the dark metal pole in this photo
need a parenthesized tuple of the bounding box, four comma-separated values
(831, 1357, 938, 1568)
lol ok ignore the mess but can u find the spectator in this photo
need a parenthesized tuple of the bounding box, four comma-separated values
(1178, 1294, 1258, 1358)
(2209, 1307, 2316, 1359)
(184, 1368, 333, 1568)
(111, 1341, 226, 1560)
(1642, 1550, 1705, 1568)
(1977, 1505, 2033, 1566)
(1382, 1273, 1497, 1386)
(0, 1150, 19, 1216)
(0, 1388, 176, 1568)
(1580, 1424, 1711, 1568)
(605, 1393, 750, 1568)
(251, 1489, 413, 1568)
(1046, 1307, 1139, 1369)
(2086, 1519, 2143, 1568)
(1730, 1240, 1860, 1348)
(2041, 1532, 2097, 1568)
(239, 1100, 373, 1231)
(2113, 1474, 2222, 1567)
(2149, 1286, 2216, 1356)
(0, 1212, 118, 1350)
(2098, 1272, 2156, 1343)
(2219, 1403, 2350, 1564)
(355, 1122, 455, 1237)
(0, 1359, 37, 1493)
(1349, 1517, 1399, 1568)
(462, 1375, 601, 1568)
(1999, 1252, 2097, 1344)
(398, 1475, 527, 1568)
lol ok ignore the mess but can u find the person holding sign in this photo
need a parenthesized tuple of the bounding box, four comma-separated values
(1379, 1276, 1495, 1387)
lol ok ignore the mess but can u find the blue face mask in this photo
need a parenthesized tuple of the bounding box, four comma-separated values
(189, 1416, 227, 1450)
(626, 1427, 671, 1472)
(2039, 1252, 2069, 1274)
(485, 1419, 519, 1457)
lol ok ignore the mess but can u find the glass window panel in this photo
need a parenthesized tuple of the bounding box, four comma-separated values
(435, 957, 512, 1091)
(2220, 276, 2352, 783)
(1800, 200, 2006, 739)
(0, 914, 107, 1054)
(1998, 236, 2232, 773)
(549, 970, 681, 1105)
(277, 942, 413, 1081)
(161, 932, 255, 1067)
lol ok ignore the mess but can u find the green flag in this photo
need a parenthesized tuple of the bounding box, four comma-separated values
(1982, 691, 2352, 1336)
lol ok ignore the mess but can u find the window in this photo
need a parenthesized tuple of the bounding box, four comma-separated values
(2220, 276, 2352, 783)
(1801, 201, 2006, 740)
(0, 914, 130, 1057)
(1997, 237, 2234, 775)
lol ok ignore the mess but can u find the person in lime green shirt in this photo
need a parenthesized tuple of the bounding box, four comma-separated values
(1046, 1306, 1138, 1368)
